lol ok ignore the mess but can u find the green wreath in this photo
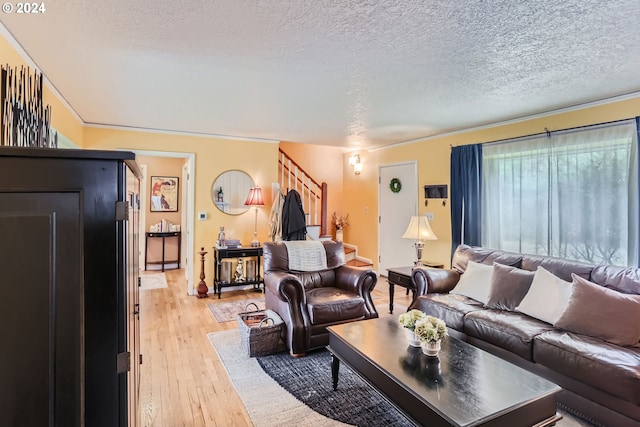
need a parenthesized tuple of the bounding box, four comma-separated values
(389, 178, 402, 193)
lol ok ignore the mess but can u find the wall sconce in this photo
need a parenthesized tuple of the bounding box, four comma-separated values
(349, 154, 362, 175)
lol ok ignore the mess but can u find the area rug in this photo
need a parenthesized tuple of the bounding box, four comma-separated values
(139, 272, 168, 290)
(208, 329, 348, 426)
(209, 329, 594, 427)
(207, 298, 265, 323)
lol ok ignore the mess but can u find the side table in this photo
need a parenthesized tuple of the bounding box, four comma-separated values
(386, 262, 444, 314)
(145, 231, 181, 271)
(213, 246, 263, 299)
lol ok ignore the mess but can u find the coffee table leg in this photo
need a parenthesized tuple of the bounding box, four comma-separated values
(389, 283, 395, 314)
(331, 354, 340, 390)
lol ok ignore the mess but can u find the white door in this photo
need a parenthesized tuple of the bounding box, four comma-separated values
(378, 162, 418, 275)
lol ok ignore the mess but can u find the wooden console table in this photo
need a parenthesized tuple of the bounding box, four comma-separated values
(145, 231, 181, 271)
(213, 246, 263, 299)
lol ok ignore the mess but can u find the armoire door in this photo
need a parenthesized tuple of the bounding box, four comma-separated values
(125, 166, 141, 427)
(0, 192, 83, 427)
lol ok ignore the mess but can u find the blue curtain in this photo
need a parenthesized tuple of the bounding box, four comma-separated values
(450, 144, 483, 257)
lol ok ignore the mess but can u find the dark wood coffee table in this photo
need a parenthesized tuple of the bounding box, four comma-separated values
(328, 317, 561, 427)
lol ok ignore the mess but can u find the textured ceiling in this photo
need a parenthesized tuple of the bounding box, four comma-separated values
(1, 0, 640, 149)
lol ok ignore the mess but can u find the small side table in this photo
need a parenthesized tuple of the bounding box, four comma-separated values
(145, 231, 181, 271)
(213, 246, 263, 299)
(386, 262, 444, 314)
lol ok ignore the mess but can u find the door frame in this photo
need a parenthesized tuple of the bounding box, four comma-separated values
(378, 160, 418, 275)
(133, 149, 196, 296)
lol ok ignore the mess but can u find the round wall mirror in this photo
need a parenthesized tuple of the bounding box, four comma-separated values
(211, 170, 255, 215)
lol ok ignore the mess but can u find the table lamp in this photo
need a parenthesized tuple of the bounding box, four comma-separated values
(244, 186, 264, 247)
(402, 215, 438, 266)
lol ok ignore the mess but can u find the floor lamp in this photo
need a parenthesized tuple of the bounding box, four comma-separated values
(402, 215, 438, 266)
(244, 186, 264, 247)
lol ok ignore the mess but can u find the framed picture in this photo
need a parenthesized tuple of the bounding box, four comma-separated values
(150, 176, 179, 212)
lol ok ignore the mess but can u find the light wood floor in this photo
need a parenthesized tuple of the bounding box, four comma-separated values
(139, 268, 410, 427)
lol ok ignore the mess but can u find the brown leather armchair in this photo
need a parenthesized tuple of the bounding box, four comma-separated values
(263, 240, 378, 356)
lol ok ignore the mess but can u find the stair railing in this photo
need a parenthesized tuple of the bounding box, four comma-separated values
(278, 148, 328, 237)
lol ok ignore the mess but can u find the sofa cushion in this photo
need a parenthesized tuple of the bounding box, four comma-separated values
(414, 293, 484, 332)
(450, 261, 494, 304)
(554, 274, 640, 346)
(534, 330, 640, 404)
(516, 267, 572, 324)
(305, 287, 364, 324)
(463, 310, 554, 361)
(451, 244, 522, 273)
(485, 263, 535, 311)
(520, 254, 593, 282)
(590, 264, 640, 295)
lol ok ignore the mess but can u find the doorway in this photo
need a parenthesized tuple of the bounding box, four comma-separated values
(378, 161, 418, 275)
(135, 150, 195, 295)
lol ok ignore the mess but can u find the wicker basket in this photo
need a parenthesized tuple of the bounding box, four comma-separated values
(237, 303, 283, 357)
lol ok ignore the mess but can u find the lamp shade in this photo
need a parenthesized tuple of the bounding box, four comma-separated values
(402, 216, 438, 241)
(244, 187, 264, 206)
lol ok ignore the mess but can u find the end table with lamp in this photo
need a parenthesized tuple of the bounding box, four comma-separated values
(387, 215, 441, 314)
(386, 262, 443, 314)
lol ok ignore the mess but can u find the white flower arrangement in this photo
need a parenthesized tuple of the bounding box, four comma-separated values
(398, 309, 427, 331)
(414, 315, 448, 343)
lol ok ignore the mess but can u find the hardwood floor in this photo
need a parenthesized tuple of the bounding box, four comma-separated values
(139, 269, 407, 427)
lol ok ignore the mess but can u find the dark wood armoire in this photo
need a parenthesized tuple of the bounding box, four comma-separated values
(0, 147, 141, 427)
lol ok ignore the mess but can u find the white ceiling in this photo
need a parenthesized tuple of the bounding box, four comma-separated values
(2, 1, 640, 150)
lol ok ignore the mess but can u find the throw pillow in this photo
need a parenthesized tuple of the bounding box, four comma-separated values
(485, 263, 535, 311)
(555, 274, 640, 346)
(515, 266, 572, 324)
(450, 261, 494, 304)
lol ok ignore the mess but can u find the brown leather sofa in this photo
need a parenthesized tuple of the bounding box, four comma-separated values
(263, 240, 378, 356)
(410, 245, 640, 427)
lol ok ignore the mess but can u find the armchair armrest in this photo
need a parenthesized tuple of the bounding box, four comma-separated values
(335, 265, 377, 294)
(264, 270, 306, 305)
(335, 265, 378, 317)
(412, 267, 460, 296)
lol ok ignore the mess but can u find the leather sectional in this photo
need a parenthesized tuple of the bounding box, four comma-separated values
(410, 245, 640, 427)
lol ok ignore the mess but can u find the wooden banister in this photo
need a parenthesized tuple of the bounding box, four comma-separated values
(278, 148, 328, 236)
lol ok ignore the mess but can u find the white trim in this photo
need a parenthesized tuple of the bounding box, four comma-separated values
(84, 122, 280, 143)
(369, 91, 640, 152)
(377, 160, 419, 273)
(132, 149, 196, 296)
(138, 165, 148, 273)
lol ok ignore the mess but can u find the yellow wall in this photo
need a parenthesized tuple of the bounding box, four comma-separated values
(344, 97, 640, 271)
(84, 127, 279, 290)
(0, 33, 84, 146)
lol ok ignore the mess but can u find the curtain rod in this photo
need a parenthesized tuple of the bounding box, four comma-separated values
(451, 117, 635, 148)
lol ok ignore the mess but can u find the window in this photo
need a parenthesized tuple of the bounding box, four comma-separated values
(482, 120, 638, 267)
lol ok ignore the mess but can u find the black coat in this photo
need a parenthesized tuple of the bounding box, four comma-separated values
(282, 190, 307, 241)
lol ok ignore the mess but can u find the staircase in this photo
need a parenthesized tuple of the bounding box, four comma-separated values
(279, 149, 372, 268)
(278, 148, 329, 238)
(344, 244, 374, 268)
